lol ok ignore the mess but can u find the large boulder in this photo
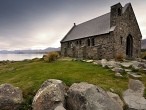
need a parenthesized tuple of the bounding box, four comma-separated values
(123, 79, 146, 110)
(107, 91, 124, 108)
(67, 82, 123, 110)
(32, 79, 67, 110)
(0, 83, 23, 110)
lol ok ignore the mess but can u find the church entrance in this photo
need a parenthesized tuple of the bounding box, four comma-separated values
(126, 35, 133, 58)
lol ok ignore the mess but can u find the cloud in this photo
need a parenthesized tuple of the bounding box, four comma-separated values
(0, 0, 145, 50)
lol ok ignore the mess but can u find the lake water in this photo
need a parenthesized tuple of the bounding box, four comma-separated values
(0, 54, 44, 61)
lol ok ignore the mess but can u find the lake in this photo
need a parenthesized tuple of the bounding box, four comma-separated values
(0, 54, 44, 61)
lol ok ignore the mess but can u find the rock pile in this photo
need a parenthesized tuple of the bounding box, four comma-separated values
(91, 59, 146, 78)
(0, 78, 146, 110)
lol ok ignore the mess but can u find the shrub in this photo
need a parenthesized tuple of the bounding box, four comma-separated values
(141, 52, 146, 59)
(115, 53, 124, 61)
(43, 51, 60, 62)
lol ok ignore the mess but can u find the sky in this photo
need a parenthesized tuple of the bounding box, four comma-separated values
(0, 0, 145, 50)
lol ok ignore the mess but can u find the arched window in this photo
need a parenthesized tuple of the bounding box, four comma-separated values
(91, 38, 95, 46)
(79, 40, 82, 45)
(118, 8, 121, 16)
(67, 42, 70, 48)
(120, 36, 123, 45)
(87, 39, 90, 46)
(76, 40, 78, 45)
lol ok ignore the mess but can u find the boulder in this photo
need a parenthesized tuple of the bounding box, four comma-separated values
(32, 79, 66, 110)
(0, 83, 23, 110)
(67, 82, 123, 110)
(101, 59, 107, 67)
(107, 91, 124, 108)
(123, 79, 146, 110)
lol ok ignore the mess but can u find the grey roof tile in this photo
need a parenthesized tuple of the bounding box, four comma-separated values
(61, 12, 112, 42)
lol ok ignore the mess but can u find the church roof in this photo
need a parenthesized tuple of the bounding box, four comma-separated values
(61, 3, 130, 42)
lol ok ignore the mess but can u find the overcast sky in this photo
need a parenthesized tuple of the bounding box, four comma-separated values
(0, 0, 145, 50)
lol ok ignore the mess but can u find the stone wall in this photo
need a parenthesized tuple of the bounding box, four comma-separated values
(111, 3, 141, 59)
(61, 3, 141, 60)
(61, 34, 114, 59)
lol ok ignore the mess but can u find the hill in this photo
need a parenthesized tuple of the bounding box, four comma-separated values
(0, 47, 60, 54)
(141, 39, 146, 49)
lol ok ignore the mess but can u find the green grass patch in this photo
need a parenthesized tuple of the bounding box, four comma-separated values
(0, 59, 143, 109)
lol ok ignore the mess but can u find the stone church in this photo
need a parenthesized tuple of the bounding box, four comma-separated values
(60, 3, 142, 59)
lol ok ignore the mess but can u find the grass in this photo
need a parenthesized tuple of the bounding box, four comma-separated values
(0, 59, 145, 109)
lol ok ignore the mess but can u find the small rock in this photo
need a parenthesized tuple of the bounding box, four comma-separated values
(82, 60, 86, 62)
(86, 60, 93, 63)
(143, 69, 146, 71)
(121, 62, 132, 68)
(115, 73, 123, 77)
(0, 84, 23, 110)
(128, 72, 142, 78)
(112, 67, 124, 73)
(93, 60, 101, 65)
(107, 60, 117, 68)
(110, 88, 114, 92)
(101, 59, 107, 67)
(124, 69, 132, 72)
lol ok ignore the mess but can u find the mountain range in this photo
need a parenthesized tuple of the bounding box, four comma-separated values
(0, 39, 146, 54)
(0, 47, 60, 54)
(141, 39, 146, 49)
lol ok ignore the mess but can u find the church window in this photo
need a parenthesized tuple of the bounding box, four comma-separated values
(79, 40, 82, 45)
(120, 36, 123, 45)
(87, 38, 90, 46)
(67, 42, 70, 48)
(76, 40, 79, 45)
(91, 38, 95, 46)
(118, 8, 122, 16)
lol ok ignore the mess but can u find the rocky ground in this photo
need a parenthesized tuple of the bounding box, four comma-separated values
(84, 58, 146, 79)
(0, 78, 146, 110)
(0, 58, 146, 110)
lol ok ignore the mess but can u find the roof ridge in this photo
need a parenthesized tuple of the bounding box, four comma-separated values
(122, 3, 131, 13)
(76, 12, 110, 27)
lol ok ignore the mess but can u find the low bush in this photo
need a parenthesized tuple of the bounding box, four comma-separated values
(43, 51, 60, 62)
(141, 52, 146, 59)
(115, 53, 124, 61)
